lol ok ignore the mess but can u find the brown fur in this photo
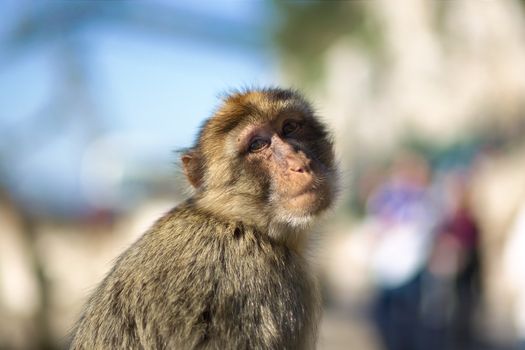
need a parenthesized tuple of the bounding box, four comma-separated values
(70, 87, 336, 349)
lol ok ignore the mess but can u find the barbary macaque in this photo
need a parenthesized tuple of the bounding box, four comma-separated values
(70, 88, 337, 349)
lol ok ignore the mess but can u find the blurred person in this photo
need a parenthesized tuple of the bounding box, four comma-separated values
(366, 152, 439, 350)
(423, 171, 482, 350)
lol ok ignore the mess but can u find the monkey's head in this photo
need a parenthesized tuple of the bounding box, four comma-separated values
(182, 88, 337, 241)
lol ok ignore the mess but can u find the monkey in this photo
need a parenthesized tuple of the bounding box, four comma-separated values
(70, 87, 337, 350)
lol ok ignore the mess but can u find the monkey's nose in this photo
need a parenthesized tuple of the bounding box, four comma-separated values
(288, 157, 311, 174)
(290, 164, 307, 173)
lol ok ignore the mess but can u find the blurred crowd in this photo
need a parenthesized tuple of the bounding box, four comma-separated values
(322, 144, 525, 350)
(364, 152, 481, 350)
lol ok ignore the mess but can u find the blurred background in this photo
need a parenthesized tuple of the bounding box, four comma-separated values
(1, 0, 525, 349)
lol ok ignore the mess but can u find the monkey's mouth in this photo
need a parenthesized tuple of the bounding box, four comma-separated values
(284, 180, 332, 215)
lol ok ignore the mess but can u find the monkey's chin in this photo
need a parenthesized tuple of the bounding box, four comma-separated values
(271, 212, 314, 233)
(276, 191, 328, 228)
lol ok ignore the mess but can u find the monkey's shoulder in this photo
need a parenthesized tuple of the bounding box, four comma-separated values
(72, 201, 320, 350)
(153, 201, 234, 235)
(117, 200, 311, 281)
(141, 201, 267, 249)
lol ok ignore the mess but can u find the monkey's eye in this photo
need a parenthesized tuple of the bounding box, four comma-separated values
(282, 120, 301, 136)
(248, 138, 269, 153)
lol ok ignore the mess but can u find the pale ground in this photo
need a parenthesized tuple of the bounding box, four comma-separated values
(318, 309, 381, 350)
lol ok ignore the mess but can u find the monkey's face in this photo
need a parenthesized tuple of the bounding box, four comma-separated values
(184, 89, 336, 231)
(235, 115, 335, 227)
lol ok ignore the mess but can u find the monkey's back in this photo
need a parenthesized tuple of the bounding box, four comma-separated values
(70, 202, 321, 350)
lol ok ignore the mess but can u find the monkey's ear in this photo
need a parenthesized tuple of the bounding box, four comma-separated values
(181, 150, 203, 189)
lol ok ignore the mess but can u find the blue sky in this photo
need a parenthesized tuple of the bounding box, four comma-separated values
(0, 1, 279, 215)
